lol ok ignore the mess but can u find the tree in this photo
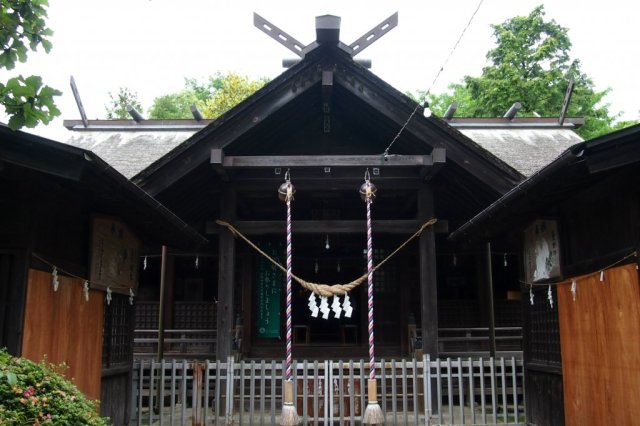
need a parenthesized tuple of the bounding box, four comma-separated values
(425, 6, 628, 139)
(148, 73, 268, 120)
(201, 73, 267, 119)
(0, 0, 61, 130)
(105, 86, 143, 119)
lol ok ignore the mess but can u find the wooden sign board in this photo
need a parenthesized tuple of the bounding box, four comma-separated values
(524, 219, 561, 283)
(89, 216, 140, 294)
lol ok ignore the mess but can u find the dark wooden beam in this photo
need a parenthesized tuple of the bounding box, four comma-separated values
(206, 219, 448, 235)
(211, 151, 436, 168)
(216, 187, 236, 360)
(421, 147, 446, 181)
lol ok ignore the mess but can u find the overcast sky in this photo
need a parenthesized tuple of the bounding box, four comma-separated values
(2, 0, 639, 141)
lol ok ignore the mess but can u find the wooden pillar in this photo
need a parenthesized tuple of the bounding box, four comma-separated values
(485, 242, 497, 357)
(418, 186, 438, 357)
(163, 254, 175, 332)
(157, 245, 168, 361)
(216, 187, 236, 360)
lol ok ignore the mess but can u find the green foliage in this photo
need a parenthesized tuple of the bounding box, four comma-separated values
(0, 0, 61, 129)
(424, 5, 620, 139)
(202, 73, 267, 119)
(0, 348, 109, 425)
(148, 89, 201, 119)
(105, 86, 143, 120)
(149, 73, 268, 120)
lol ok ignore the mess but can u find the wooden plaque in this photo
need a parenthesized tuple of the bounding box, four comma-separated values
(524, 219, 561, 283)
(89, 216, 140, 294)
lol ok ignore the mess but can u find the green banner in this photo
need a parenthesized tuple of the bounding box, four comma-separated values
(255, 241, 282, 338)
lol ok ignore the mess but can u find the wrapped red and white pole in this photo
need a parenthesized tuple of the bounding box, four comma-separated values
(278, 170, 300, 426)
(360, 169, 384, 425)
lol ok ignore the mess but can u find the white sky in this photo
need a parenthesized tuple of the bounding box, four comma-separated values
(2, 0, 639, 141)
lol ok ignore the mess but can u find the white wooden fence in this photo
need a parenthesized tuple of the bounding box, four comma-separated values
(130, 356, 524, 425)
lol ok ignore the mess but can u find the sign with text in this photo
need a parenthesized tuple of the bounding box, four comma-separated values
(255, 241, 283, 338)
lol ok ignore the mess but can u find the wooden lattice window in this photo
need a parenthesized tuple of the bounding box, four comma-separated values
(526, 286, 561, 368)
(102, 294, 133, 369)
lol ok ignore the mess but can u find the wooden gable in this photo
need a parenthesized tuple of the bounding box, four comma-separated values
(134, 44, 523, 230)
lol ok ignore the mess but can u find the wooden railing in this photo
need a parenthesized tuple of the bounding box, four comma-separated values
(133, 329, 217, 359)
(130, 356, 524, 425)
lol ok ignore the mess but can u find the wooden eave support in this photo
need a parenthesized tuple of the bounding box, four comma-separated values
(206, 219, 448, 235)
(211, 149, 442, 169)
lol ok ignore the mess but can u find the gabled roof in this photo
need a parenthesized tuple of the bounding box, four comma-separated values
(449, 123, 640, 243)
(128, 44, 522, 200)
(0, 125, 207, 249)
(449, 118, 584, 177)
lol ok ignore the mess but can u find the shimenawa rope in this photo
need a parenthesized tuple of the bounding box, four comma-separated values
(215, 217, 437, 297)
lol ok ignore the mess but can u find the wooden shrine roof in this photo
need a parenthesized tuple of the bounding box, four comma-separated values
(0, 125, 208, 249)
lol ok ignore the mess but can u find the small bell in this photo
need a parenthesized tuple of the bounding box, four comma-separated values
(278, 170, 295, 202)
(359, 170, 377, 202)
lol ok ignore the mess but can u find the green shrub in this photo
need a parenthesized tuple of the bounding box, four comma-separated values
(0, 348, 109, 425)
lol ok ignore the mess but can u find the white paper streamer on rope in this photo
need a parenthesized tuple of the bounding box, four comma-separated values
(529, 287, 534, 306)
(547, 285, 553, 309)
(129, 288, 135, 305)
(195, 256, 199, 269)
(83, 280, 90, 302)
(308, 292, 319, 317)
(331, 295, 342, 319)
(106, 287, 112, 305)
(599, 270, 605, 283)
(571, 279, 577, 302)
(319, 296, 330, 319)
(52, 267, 60, 292)
(343, 293, 353, 318)
(143, 256, 147, 271)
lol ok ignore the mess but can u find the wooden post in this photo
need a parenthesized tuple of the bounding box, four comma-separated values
(418, 186, 438, 358)
(216, 188, 236, 360)
(418, 186, 438, 414)
(157, 245, 167, 361)
(486, 242, 497, 358)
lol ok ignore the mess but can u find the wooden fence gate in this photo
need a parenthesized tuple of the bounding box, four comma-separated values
(130, 356, 524, 425)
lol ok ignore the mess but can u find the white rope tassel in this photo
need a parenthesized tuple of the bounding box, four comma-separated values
(106, 287, 112, 305)
(547, 285, 553, 309)
(571, 279, 577, 302)
(600, 270, 605, 283)
(308, 292, 319, 317)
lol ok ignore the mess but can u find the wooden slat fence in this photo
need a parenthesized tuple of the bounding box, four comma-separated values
(131, 356, 524, 425)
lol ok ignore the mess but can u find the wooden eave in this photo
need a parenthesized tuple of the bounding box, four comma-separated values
(0, 126, 207, 250)
(449, 123, 640, 243)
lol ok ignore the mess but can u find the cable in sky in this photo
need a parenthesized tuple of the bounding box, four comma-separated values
(383, 0, 485, 157)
